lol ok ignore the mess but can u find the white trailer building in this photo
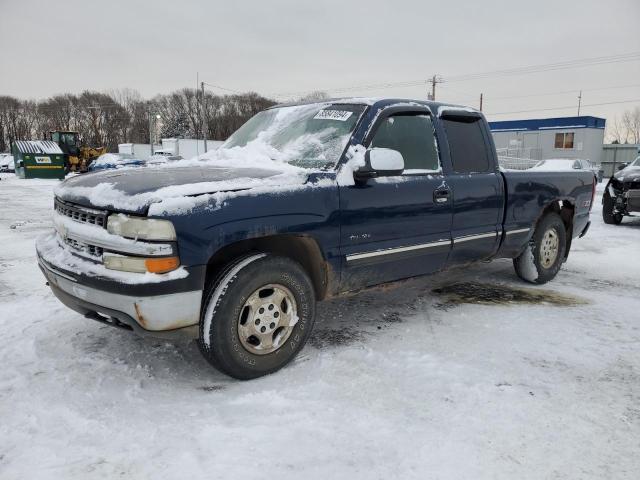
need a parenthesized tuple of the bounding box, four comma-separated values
(489, 116, 606, 168)
(117, 143, 157, 160)
(155, 139, 224, 159)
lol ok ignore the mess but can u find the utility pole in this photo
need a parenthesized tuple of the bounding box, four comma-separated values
(479, 93, 484, 112)
(427, 75, 442, 101)
(201, 81, 208, 153)
(148, 110, 154, 155)
(577, 90, 582, 116)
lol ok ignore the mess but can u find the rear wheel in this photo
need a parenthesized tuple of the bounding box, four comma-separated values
(513, 212, 567, 284)
(198, 253, 316, 380)
(602, 190, 623, 225)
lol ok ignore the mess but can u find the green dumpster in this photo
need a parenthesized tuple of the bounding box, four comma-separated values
(11, 140, 66, 180)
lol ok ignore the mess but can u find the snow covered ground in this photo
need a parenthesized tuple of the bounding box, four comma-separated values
(0, 174, 639, 479)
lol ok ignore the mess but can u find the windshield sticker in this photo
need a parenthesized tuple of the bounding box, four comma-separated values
(313, 110, 353, 121)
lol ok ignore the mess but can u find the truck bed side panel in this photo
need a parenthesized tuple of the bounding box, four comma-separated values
(497, 170, 594, 258)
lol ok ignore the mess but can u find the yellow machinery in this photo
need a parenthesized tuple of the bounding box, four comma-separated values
(49, 131, 106, 173)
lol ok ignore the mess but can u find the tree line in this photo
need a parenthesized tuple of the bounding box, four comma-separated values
(0, 88, 276, 153)
(607, 107, 640, 145)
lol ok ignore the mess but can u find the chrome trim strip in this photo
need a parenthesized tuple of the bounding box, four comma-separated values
(38, 259, 77, 283)
(506, 228, 531, 235)
(346, 239, 451, 262)
(453, 231, 497, 244)
(64, 232, 173, 257)
(56, 198, 105, 216)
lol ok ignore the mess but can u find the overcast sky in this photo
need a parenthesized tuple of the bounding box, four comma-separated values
(1, 0, 639, 124)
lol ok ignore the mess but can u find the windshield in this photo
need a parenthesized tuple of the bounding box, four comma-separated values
(221, 103, 366, 169)
(630, 156, 640, 167)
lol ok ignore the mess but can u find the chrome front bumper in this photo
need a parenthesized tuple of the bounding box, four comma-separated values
(39, 259, 202, 337)
(37, 232, 203, 337)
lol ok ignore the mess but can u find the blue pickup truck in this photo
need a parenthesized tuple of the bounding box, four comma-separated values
(36, 98, 595, 379)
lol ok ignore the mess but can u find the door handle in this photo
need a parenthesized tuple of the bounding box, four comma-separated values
(433, 188, 450, 204)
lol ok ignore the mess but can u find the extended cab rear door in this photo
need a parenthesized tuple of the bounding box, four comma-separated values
(439, 111, 505, 265)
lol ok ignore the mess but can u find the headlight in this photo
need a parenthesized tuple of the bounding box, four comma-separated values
(107, 214, 176, 241)
(104, 254, 180, 274)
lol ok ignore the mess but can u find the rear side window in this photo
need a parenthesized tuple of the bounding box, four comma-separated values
(370, 114, 440, 171)
(442, 117, 491, 173)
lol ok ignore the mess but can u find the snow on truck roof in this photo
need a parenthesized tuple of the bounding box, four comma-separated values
(272, 97, 480, 115)
(12, 140, 63, 155)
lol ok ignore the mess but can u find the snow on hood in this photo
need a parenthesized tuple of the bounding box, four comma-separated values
(55, 165, 316, 216)
(54, 102, 364, 215)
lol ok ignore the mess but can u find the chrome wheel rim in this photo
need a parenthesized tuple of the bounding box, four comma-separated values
(540, 228, 559, 268)
(237, 284, 298, 355)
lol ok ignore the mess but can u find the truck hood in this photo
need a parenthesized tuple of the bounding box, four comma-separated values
(54, 165, 309, 215)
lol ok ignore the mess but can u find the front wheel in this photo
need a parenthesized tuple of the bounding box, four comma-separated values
(199, 253, 316, 380)
(602, 190, 623, 225)
(513, 212, 567, 284)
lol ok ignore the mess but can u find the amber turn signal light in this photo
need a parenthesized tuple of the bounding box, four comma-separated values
(144, 256, 180, 273)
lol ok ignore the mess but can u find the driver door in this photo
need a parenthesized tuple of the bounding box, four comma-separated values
(338, 109, 453, 292)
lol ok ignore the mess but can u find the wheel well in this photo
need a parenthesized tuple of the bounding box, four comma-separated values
(205, 235, 332, 300)
(540, 200, 575, 258)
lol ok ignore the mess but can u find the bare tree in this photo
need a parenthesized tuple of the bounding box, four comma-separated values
(607, 116, 629, 144)
(621, 107, 640, 144)
(0, 89, 276, 153)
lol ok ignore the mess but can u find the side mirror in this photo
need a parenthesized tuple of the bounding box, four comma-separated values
(354, 148, 405, 181)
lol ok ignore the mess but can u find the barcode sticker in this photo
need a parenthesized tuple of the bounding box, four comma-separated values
(313, 110, 353, 121)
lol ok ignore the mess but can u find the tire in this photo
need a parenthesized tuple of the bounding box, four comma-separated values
(198, 253, 316, 380)
(602, 190, 623, 225)
(513, 212, 567, 284)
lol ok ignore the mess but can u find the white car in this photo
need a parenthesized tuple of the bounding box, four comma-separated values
(0, 153, 15, 173)
(530, 158, 599, 180)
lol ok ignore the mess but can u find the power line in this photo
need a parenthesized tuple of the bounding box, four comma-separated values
(446, 52, 640, 82)
(201, 82, 243, 94)
(486, 98, 640, 116)
(476, 83, 640, 102)
(270, 51, 640, 98)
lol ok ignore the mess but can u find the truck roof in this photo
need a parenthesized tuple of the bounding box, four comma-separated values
(272, 97, 477, 114)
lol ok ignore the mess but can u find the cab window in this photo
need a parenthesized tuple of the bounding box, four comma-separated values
(442, 117, 492, 173)
(370, 114, 440, 171)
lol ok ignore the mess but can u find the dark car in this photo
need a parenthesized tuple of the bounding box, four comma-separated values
(36, 98, 595, 379)
(602, 156, 640, 224)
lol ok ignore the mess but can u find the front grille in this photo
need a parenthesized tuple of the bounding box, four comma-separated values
(63, 236, 104, 260)
(55, 198, 107, 228)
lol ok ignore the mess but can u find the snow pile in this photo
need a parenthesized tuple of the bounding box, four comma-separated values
(92, 153, 130, 167)
(437, 105, 478, 117)
(55, 171, 317, 216)
(148, 175, 334, 216)
(516, 241, 539, 282)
